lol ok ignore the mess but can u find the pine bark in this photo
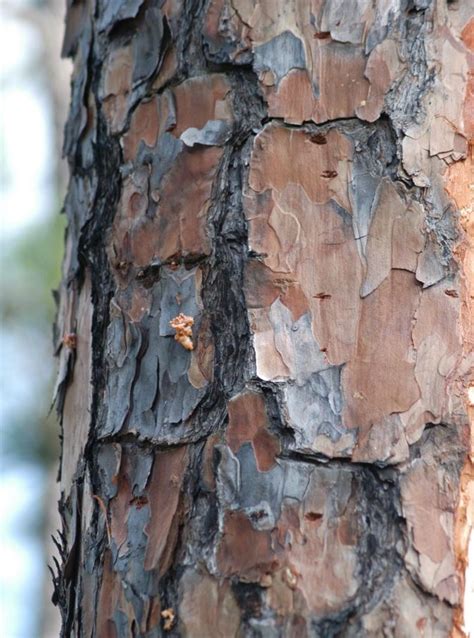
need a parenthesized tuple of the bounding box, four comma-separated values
(54, 1, 473, 636)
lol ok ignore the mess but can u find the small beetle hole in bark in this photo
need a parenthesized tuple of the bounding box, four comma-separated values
(305, 512, 323, 522)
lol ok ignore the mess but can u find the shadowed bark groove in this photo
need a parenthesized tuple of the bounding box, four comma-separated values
(54, 0, 473, 636)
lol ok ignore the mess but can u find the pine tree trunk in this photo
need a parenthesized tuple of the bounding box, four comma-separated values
(54, 1, 473, 636)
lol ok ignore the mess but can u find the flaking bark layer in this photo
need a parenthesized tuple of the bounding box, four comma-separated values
(54, 1, 473, 636)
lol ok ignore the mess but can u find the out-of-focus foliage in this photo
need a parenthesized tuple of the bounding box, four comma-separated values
(0, 209, 65, 466)
(1, 210, 64, 327)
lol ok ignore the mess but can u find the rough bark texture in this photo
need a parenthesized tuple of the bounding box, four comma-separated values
(54, 1, 473, 636)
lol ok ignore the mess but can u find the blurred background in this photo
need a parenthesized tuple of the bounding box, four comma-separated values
(0, 0, 70, 635)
